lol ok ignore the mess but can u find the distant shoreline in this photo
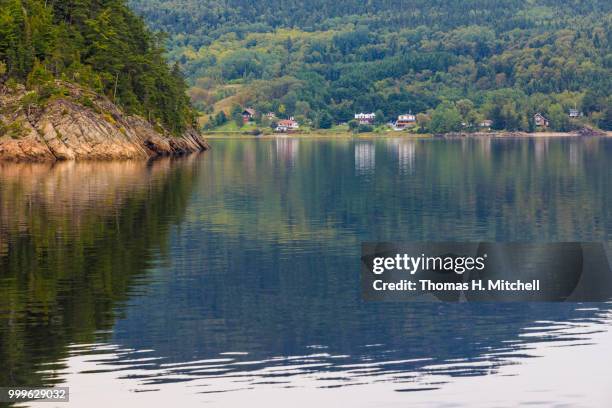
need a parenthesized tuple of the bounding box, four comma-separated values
(203, 130, 612, 139)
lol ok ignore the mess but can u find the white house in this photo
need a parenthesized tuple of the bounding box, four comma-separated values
(480, 119, 494, 129)
(569, 109, 583, 118)
(275, 117, 299, 132)
(355, 112, 376, 125)
(396, 113, 416, 129)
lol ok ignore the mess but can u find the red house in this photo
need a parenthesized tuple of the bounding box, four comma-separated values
(242, 108, 256, 123)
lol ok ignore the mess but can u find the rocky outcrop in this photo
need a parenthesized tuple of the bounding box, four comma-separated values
(576, 126, 606, 137)
(0, 81, 209, 161)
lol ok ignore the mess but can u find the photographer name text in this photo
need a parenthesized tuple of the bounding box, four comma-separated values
(373, 279, 540, 292)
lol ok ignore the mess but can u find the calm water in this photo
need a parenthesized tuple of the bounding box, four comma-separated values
(1, 137, 611, 407)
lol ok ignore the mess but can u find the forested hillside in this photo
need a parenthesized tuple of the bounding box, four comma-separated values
(0, 0, 195, 134)
(129, 0, 612, 132)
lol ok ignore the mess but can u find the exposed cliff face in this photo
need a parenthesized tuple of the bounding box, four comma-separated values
(0, 82, 209, 161)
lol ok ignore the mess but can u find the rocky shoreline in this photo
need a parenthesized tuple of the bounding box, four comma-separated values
(0, 82, 209, 161)
(435, 128, 608, 138)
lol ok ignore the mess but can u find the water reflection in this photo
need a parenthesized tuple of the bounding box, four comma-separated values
(355, 142, 375, 175)
(569, 141, 580, 169)
(1, 137, 612, 406)
(0, 158, 200, 388)
(477, 136, 491, 158)
(398, 140, 416, 175)
(534, 137, 549, 165)
(275, 138, 299, 167)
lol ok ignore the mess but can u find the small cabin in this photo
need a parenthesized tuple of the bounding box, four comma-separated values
(569, 109, 583, 118)
(480, 119, 493, 129)
(534, 113, 549, 128)
(242, 108, 256, 123)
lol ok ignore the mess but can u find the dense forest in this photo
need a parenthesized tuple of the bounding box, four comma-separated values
(0, 0, 195, 134)
(129, 0, 612, 132)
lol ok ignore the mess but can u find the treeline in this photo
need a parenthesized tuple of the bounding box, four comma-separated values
(0, 0, 195, 134)
(129, 0, 609, 47)
(128, 0, 612, 131)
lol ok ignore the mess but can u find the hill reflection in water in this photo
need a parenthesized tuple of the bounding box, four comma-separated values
(1, 137, 611, 406)
(0, 157, 201, 388)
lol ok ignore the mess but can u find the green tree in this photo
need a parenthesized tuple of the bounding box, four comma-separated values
(582, 89, 603, 114)
(231, 104, 244, 128)
(357, 123, 373, 133)
(456, 99, 474, 121)
(26, 59, 53, 87)
(548, 104, 570, 131)
(295, 100, 311, 117)
(317, 111, 333, 129)
(374, 109, 385, 125)
(429, 103, 462, 133)
(214, 110, 227, 126)
(501, 103, 522, 131)
(598, 105, 612, 131)
(416, 113, 430, 132)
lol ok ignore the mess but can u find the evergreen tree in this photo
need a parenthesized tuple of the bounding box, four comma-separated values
(600, 106, 612, 131)
(317, 111, 333, 129)
(231, 104, 243, 128)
